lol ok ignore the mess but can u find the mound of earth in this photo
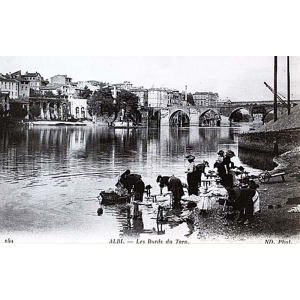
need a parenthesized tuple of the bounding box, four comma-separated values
(256, 104, 300, 132)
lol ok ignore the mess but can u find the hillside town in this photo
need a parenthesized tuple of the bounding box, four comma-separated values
(0, 70, 229, 126)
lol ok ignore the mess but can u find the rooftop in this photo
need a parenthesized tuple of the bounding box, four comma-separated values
(51, 75, 72, 80)
(194, 91, 219, 95)
(24, 72, 41, 77)
(40, 84, 65, 90)
(0, 74, 19, 83)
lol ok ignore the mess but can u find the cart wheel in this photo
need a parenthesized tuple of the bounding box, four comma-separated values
(258, 172, 270, 183)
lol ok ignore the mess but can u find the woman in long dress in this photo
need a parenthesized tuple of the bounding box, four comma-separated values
(186, 155, 198, 196)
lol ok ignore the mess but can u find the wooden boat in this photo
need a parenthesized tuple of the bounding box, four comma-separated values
(99, 191, 130, 205)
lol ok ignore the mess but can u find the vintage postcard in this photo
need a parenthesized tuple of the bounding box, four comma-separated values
(0, 56, 299, 244)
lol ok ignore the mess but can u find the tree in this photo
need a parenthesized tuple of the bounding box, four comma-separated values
(88, 88, 115, 116)
(187, 93, 195, 106)
(87, 89, 140, 125)
(44, 91, 56, 98)
(87, 88, 118, 126)
(10, 104, 28, 120)
(79, 85, 92, 99)
(117, 90, 139, 123)
(29, 102, 41, 119)
(30, 88, 41, 97)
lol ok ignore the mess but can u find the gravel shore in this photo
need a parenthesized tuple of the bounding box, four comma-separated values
(196, 147, 300, 243)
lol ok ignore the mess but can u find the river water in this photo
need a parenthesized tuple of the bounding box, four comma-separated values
(0, 125, 274, 242)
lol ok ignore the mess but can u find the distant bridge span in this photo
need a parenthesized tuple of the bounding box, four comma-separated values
(156, 100, 299, 126)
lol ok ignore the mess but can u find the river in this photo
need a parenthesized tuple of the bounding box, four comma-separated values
(0, 125, 274, 242)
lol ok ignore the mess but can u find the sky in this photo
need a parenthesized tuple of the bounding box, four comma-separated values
(0, 56, 299, 101)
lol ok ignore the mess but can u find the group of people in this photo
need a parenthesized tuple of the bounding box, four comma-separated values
(213, 149, 260, 225)
(157, 149, 260, 225)
(116, 148, 260, 225)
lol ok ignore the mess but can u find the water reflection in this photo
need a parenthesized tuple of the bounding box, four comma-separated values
(238, 148, 275, 171)
(112, 204, 164, 238)
(0, 125, 266, 240)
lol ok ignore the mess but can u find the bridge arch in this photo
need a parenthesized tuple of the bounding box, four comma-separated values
(169, 109, 190, 127)
(262, 108, 287, 124)
(228, 107, 252, 122)
(262, 109, 274, 124)
(199, 109, 219, 127)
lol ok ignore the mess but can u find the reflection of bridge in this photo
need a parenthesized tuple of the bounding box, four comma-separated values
(153, 100, 300, 126)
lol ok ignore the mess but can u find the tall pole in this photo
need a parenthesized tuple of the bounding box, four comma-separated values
(185, 85, 187, 105)
(287, 56, 291, 115)
(274, 56, 278, 122)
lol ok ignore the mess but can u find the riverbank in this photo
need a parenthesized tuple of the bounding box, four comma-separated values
(196, 146, 300, 243)
(29, 120, 88, 126)
(238, 104, 300, 154)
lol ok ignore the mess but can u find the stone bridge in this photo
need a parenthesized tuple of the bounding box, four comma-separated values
(157, 100, 299, 126)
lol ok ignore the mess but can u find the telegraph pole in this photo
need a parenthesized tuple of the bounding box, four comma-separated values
(274, 56, 278, 122)
(287, 56, 291, 115)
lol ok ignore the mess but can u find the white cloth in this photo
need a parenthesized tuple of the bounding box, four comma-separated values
(217, 155, 224, 163)
(187, 161, 195, 173)
(198, 195, 212, 211)
(252, 191, 260, 214)
(288, 205, 300, 213)
(229, 170, 239, 187)
(182, 194, 201, 202)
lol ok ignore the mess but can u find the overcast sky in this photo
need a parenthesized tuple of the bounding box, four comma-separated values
(0, 56, 299, 101)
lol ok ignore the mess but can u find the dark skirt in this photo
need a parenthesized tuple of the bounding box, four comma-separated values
(187, 173, 198, 196)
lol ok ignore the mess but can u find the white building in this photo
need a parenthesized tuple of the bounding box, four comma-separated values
(0, 74, 19, 99)
(193, 92, 219, 106)
(40, 83, 80, 99)
(76, 81, 100, 93)
(51, 75, 72, 85)
(69, 98, 88, 119)
(113, 81, 133, 91)
(217, 97, 231, 105)
(148, 88, 170, 108)
(22, 72, 46, 90)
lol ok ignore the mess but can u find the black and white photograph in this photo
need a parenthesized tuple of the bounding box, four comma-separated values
(1, 56, 299, 244)
(2, 2, 300, 300)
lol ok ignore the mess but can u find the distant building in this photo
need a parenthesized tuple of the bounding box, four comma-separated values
(193, 92, 219, 106)
(22, 71, 47, 90)
(0, 74, 19, 99)
(148, 88, 170, 108)
(75, 81, 100, 93)
(0, 91, 10, 116)
(69, 98, 87, 119)
(217, 97, 231, 105)
(130, 87, 148, 107)
(113, 81, 133, 91)
(40, 84, 66, 96)
(40, 83, 79, 99)
(10, 71, 30, 99)
(169, 90, 182, 106)
(18, 79, 30, 99)
(51, 75, 72, 85)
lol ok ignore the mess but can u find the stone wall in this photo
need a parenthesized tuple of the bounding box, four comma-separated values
(238, 129, 300, 154)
